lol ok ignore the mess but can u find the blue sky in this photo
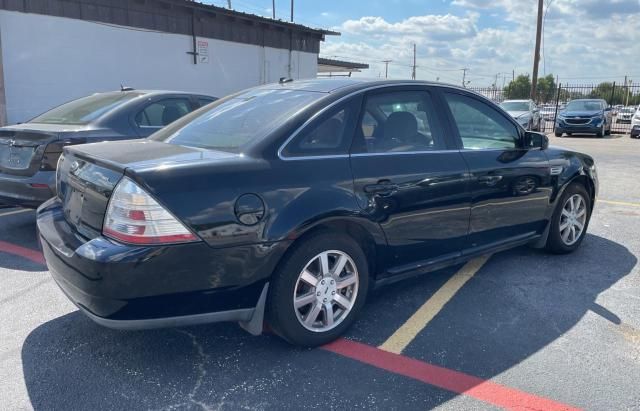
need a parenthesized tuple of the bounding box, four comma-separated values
(205, 0, 640, 86)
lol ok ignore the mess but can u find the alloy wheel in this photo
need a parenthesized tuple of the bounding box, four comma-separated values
(559, 194, 587, 246)
(293, 250, 359, 332)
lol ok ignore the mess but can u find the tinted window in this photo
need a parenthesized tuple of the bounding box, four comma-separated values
(565, 100, 604, 111)
(30, 92, 143, 125)
(355, 91, 443, 153)
(150, 89, 323, 151)
(500, 101, 529, 111)
(445, 93, 520, 150)
(197, 97, 216, 107)
(135, 98, 192, 127)
(282, 100, 358, 157)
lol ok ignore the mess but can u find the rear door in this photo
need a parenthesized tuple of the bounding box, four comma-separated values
(439, 90, 552, 252)
(349, 87, 471, 276)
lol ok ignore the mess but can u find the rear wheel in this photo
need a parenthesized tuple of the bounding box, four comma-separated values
(545, 184, 591, 254)
(267, 232, 369, 346)
(555, 131, 562, 137)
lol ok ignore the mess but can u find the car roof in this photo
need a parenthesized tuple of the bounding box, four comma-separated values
(253, 78, 469, 94)
(502, 99, 530, 102)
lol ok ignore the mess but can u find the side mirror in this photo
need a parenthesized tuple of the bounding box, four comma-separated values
(524, 131, 548, 150)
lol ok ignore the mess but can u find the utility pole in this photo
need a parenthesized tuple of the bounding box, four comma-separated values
(512, 69, 515, 82)
(530, 0, 544, 100)
(227, 0, 232, 9)
(411, 43, 417, 80)
(272, 0, 275, 19)
(626, 78, 632, 107)
(461, 68, 469, 87)
(290, 0, 294, 22)
(382, 60, 392, 79)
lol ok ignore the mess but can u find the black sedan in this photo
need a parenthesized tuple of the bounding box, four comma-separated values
(0, 89, 216, 207)
(37, 79, 598, 347)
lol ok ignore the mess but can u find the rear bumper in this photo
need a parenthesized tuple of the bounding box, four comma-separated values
(0, 170, 55, 208)
(37, 198, 288, 329)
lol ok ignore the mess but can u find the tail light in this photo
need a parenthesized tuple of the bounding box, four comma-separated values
(103, 177, 199, 245)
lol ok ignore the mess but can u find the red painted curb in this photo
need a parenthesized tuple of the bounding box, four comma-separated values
(322, 338, 581, 411)
(0, 240, 46, 265)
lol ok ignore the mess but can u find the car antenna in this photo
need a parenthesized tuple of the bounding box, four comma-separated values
(279, 77, 294, 84)
(120, 84, 135, 91)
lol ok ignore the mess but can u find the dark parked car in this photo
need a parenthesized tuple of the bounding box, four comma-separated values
(0, 89, 216, 207)
(554, 99, 612, 137)
(37, 79, 598, 347)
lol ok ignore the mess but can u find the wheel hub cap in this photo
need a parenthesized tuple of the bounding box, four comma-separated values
(293, 250, 359, 333)
(559, 193, 587, 246)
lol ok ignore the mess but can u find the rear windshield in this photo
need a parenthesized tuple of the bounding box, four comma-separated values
(31, 92, 143, 125)
(500, 101, 529, 111)
(565, 100, 603, 111)
(150, 89, 323, 151)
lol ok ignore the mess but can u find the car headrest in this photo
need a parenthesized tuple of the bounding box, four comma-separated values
(162, 106, 183, 126)
(383, 111, 418, 142)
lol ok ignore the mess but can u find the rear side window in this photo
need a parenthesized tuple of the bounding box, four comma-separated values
(150, 89, 323, 151)
(353, 90, 444, 153)
(444, 93, 520, 150)
(197, 97, 216, 107)
(135, 98, 192, 127)
(281, 98, 359, 157)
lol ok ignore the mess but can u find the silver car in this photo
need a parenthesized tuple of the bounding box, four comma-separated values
(499, 99, 542, 131)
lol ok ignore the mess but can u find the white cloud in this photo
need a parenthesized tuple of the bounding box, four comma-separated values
(321, 1, 640, 85)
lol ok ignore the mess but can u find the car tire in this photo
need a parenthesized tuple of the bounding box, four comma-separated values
(596, 123, 605, 137)
(545, 183, 591, 254)
(267, 231, 369, 347)
(555, 131, 562, 137)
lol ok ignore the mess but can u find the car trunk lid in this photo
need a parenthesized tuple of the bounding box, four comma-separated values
(58, 140, 238, 240)
(0, 123, 87, 176)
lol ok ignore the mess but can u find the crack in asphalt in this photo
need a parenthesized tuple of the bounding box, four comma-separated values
(160, 329, 212, 411)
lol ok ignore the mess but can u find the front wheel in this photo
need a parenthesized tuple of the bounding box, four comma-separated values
(555, 131, 563, 137)
(545, 184, 591, 254)
(267, 232, 369, 346)
(596, 122, 605, 137)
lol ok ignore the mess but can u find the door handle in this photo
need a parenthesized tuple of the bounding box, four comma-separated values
(478, 175, 503, 186)
(364, 180, 398, 195)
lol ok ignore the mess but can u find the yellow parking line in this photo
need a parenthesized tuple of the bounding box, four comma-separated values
(599, 199, 640, 208)
(379, 254, 491, 354)
(0, 208, 32, 217)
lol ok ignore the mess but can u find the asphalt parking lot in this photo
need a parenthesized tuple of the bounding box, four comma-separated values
(1, 133, 639, 410)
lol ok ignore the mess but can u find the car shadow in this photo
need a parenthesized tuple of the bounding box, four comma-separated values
(20, 234, 636, 410)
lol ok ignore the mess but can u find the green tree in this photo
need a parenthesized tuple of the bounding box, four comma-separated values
(504, 74, 531, 99)
(536, 74, 557, 103)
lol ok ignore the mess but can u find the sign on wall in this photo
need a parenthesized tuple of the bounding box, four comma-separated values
(197, 40, 209, 64)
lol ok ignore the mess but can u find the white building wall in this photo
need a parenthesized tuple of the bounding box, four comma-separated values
(0, 10, 318, 124)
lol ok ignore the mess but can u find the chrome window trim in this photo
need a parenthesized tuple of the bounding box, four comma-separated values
(277, 82, 437, 161)
(351, 149, 455, 157)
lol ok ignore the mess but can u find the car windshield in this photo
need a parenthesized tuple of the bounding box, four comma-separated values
(150, 88, 323, 151)
(620, 108, 634, 113)
(565, 100, 603, 111)
(500, 101, 529, 111)
(30, 92, 144, 125)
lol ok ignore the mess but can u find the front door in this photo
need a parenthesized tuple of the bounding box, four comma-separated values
(440, 91, 552, 251)
(349, 87, 471, 276)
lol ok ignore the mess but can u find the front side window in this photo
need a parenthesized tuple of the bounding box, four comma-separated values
(354, 91, 444, 153)
(30, 92, 144, 125)
(444, 93, 520, 150)
(135, 98, 192, 127)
